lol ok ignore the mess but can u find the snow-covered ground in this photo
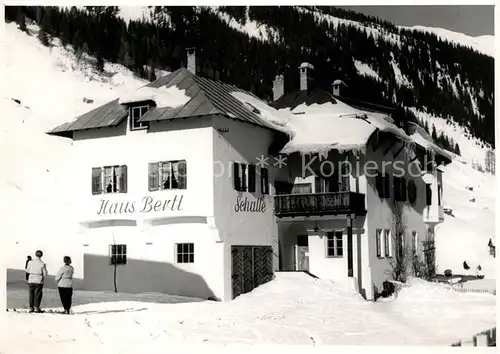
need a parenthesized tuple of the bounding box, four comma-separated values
(2, 273, 496, 351)
(1, 20, 496, 350)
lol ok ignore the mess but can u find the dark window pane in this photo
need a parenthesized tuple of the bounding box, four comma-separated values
(337, 247, 343, 256)
(110, 255, 116, 265)
(188, 243, 194, 253)
(188, 254, 194, 263)
(182, 254, 189, 263)
(177, 253, 183, 263)
(177, 244, 182, 254)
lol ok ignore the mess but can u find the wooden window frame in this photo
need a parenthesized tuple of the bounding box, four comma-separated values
(175, 243, 194, 264)
(326, 231, 343, 258)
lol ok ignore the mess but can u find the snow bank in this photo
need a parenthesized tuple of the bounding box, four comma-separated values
(4, 272, 495, 349)
(119, 85, 191, 108)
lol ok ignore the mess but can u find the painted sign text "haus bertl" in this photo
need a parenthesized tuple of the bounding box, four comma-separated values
(97, 195, 184, 215)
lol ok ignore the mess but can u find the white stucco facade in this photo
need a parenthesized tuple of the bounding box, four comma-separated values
(62, 110, 282, 301)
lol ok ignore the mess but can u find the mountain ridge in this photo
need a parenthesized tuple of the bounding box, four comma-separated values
(4, 6, 495, 155)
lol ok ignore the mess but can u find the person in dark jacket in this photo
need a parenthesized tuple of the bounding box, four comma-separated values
(25, 256, 32, 281)
(55, 256, 74, 314)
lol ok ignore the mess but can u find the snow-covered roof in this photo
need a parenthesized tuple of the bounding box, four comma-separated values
(118, 85, 191, 108)
(231, 92, 410, 155)
(409, 122, 453, 163)
(332, 79, 347, 86)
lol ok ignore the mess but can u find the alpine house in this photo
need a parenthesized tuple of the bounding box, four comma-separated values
(47, 49, 452, 301)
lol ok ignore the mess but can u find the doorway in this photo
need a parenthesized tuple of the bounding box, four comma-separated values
(295, 235, 309, 271)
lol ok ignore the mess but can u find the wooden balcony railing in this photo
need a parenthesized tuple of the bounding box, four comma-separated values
(274, 192, 366, 218)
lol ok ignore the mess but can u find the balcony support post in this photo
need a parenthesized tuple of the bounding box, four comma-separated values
(346, 214, 354, 277)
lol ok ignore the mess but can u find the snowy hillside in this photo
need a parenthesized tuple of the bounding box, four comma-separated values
(1, 22, 148, 278)
(1, 20, 495, 285)
(402, 25, 494, 58)
(113, 6, 494, 58)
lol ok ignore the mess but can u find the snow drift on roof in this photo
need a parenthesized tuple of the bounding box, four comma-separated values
(230, 91, 292, 133)
(280, 100, 409, 155)
(409, 123, 454, 162)
(231, 91, 410, 155)
(119, 85, 191, 109)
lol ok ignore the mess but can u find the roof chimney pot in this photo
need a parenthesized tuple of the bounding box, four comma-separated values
(186, 47, 196, 74)
(273, 74, 285, 101)
(299, 62, 314, 91)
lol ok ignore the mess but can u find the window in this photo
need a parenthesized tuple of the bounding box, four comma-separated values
(316, 173, 346, 193)
(130, 105, 149, 130)
(384, 229, 392, 257)
(412, 231, 418, 254)
(92, 165, 127, 195)
(149, 160, 187, 191)
(291, 183, 312, 194)
(260, 168, 269, 194)
(394, 177, 407, 202)
(233, 162, 256, 192)
(376, 229, 382, 257)
(109, 244, 127, 265)
(376, 172, 391, 198)
(326, 231, 343, 257)
(176, 243, 194, 263)
(425, 184, 432, 206)
(297, 235, 309, 247)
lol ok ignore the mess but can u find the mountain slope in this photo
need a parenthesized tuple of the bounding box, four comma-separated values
(1, 22, 495, 282)
(5, 6, 494, 150)
(1, 22, 147, 278)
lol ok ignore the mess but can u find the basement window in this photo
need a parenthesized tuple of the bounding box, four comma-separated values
(110, 244, 127, 265)
(176, 243, 194, 263)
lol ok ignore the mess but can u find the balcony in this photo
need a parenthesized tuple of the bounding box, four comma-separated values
(274, 192, 366, 218)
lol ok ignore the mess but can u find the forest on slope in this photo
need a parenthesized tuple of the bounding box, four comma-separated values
(4, 5, 494, 151)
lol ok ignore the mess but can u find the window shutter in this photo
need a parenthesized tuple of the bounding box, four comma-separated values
(384, 175, 391, 198)
(233, 162, 241, 191)
(375, 172, 383, 198)
(119, 165, 128, 193)
(425, 184, 432, 206)
(92, 167, 102, 195)
(401, 178, 407, 201)
(148, 163, 159, 191)
(177, 160, 187, 189)
(261, 168, 269, 194)
(376, 230, 381, 257)
(241, 164, 247, 191)
(248, 164, 256, 193)
(394, 177, 400, 201)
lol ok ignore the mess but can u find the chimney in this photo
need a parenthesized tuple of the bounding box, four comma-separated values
(186, 47, 196, 74)
(272, 74, 284, 101)
(332, 79, 347, 97)
(299, 62, 314, 91)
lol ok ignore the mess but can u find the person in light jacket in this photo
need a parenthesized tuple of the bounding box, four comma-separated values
(55, 256, 74, 314)
(25, 250, 48, 313)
